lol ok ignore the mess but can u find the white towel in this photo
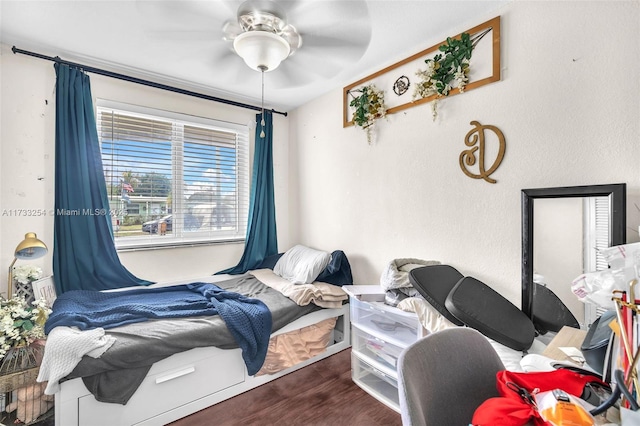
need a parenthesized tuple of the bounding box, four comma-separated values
(37, 326, 116, 394)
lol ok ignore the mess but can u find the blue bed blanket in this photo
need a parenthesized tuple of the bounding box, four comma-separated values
(45, 283, 272, 375)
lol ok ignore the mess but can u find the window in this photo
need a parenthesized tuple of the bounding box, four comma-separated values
(583, 196, 611, 326)
(97, 100, 250, 249)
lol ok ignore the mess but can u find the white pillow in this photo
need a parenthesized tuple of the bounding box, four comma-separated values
(273, 245, 331, 284)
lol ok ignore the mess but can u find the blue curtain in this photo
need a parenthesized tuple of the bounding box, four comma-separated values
(53, 63, 152, 294)
(217, 111, 278, 274)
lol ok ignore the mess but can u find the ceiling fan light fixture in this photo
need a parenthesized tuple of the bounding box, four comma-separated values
(233, 31, 290, 72)
(237, 1, 287, 33)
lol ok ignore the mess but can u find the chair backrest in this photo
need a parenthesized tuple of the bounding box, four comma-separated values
(408, 265, 465, 326)
(397, 327, 505, 426)
(531, 282, 580, 333)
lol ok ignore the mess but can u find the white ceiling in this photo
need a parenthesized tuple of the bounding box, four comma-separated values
(1, 0, 508, 112)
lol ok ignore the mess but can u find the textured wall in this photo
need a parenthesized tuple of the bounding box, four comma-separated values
(288, 1, 640, 305)
(1, 1, 638, 302)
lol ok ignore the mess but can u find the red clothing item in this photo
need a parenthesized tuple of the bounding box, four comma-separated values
(472, 397, 546, 426)
(472, 369, 608, 426)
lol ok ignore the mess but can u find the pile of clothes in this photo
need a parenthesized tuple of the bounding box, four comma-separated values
(379, 258, 440, 307)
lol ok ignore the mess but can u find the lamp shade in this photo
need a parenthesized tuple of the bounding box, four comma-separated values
(14, 232, 48, 260)
(233, 31, 290, 72)
(7, 232, 48, 299)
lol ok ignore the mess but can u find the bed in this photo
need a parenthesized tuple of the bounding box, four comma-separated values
(41, 247, 352, 426)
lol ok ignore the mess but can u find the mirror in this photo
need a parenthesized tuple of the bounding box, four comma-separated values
(522, 183, 627, 329)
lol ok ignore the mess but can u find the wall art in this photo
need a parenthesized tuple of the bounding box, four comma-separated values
(459, 121, 506, 184)
(343, 16, 501, 127)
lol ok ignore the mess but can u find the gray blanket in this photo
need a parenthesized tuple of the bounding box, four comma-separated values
(65, 274, 319, 404)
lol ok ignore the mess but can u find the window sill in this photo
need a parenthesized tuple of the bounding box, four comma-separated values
(116, 237, 244, 252)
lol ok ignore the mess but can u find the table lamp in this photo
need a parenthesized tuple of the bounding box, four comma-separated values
(7, 232, 48, 299)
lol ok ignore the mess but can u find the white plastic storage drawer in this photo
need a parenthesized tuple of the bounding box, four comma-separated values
(352, 324, 404, 370)
(349, 296, 423, 347)
(351, 351, 400, 412)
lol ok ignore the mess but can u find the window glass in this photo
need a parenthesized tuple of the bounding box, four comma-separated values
(97, 101, 250, 249)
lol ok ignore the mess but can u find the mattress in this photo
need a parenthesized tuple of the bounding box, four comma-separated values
(50, 273, 331, 404)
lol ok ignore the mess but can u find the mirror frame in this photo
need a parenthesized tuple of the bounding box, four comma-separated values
(521, 183, 627, 319)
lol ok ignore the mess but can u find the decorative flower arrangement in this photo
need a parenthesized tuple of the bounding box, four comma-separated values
(0, 296, 51, 360)
(349, 84, 387, 144)
(13, 265, 43, 286)
(413, 32, 474, 120)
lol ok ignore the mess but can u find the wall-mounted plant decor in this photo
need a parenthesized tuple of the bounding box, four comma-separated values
(343, 16, 501, 127)
(459, 121, 506, 184)
(393, 76, 410, 96)
(412, 30, 490, 120)
(348, 83, 387, 144)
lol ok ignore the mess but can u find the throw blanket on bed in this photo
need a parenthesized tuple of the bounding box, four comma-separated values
(44, 283, 272, 375)
(250, 269, 348, 308)
(37, 326, 116, 395)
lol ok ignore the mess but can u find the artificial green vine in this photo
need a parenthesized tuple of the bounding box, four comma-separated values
(413, 31, 479, 120)
(429, 33, 473, 96)
(349, 84, 387, 144)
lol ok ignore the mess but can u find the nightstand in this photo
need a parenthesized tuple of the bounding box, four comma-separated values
(342, 285, 426, 412)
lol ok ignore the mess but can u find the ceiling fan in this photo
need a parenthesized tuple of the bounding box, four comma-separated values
(222, 0, 302, 72)
(138, 0, 372, 89)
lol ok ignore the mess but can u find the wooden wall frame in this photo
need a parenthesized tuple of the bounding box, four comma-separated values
(343, 16, 501, 127)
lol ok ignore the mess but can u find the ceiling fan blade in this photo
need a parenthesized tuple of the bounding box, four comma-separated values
(205, 44, 262, 87)
(301, 32, 370, 56)
(296, 14, 370, 51)
(136, 1, 217, 27)
(267, 59, 315, 88)
(278, 50, 338, 81)
(143, 30, 217, 42)
(287, 0, 370, 34)
(278, 37, 368, 82)
(135, 0, 373, 97)
(222, 20, 243, 41)
(280, 24, 302, 54)
(210, 44, 238, 65)
(217, 0, 244, 17)
(136, 0, 237, 38)
(283, 0, 372, 76)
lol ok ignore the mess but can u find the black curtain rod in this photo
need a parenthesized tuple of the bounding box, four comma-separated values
(12, 46, 288, 117)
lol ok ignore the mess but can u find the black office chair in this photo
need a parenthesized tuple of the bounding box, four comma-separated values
(397, 328, 505, 425)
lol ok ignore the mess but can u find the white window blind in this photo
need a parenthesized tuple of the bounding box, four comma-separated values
(592, 196, 612, 271)
(96, 101, 250, 249)
(583, 195, 611, 325)
(584, 196, 612, 272)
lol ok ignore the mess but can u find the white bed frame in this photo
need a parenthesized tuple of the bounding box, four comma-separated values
(54, 304, 350, 426)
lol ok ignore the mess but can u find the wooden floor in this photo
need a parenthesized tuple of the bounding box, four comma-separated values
(169, 348, 402, 426)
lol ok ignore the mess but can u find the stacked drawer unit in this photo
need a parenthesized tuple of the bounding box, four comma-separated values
(342, 286, 426, 412)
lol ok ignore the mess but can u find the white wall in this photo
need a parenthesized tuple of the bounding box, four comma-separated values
(0, 44, 292, 287)
(288, 1, 640, 305)
(1, 1, 638, 306)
